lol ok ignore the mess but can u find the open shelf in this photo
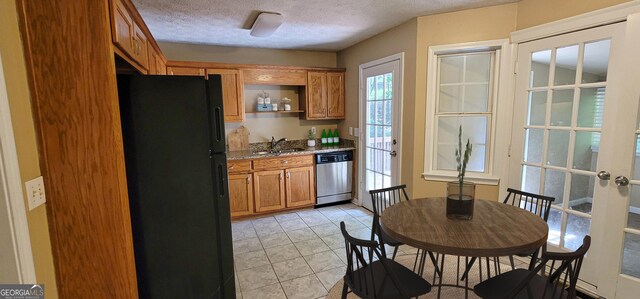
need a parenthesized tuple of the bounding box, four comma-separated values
(247, 110, 305, 114)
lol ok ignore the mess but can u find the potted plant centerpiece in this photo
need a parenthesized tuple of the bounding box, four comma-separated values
(307, 129, 316, 147)
(446, 125, 475, 220)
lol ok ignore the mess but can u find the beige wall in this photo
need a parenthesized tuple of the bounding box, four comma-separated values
(516, 0, 631, 30)
(338, 0, 631, 202)
(411, 4, 519, 200)
(159, 42, 337, 67)
(0, 1, 58, 297)
(336, 18, 418, 200)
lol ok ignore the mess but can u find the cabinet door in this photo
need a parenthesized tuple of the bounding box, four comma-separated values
(147, 47, 158, 75)
(327, 72, 345, 119)
(132, 23, 149, 69)
(207, 69, 245, 122)
(254, 170, 286, 212)
(306, 71, 327, 119)
(111, 0, 134, 56)
(167, 66, 206, 76)
(228, 174, 254, 217)
(156, 56, 166, 75)
(286, 166, 315, 207)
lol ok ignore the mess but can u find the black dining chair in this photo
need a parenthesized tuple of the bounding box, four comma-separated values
(474, 235, 591, 299)
(369, 185, 410, 259)
(339, 221, 432, 299)
(461, 188, 555, 282)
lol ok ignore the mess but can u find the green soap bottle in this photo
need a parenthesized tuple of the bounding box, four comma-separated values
(321, 129, 327, 145)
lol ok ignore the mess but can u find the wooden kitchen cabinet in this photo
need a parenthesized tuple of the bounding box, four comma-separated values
(327, 72, 345, 118)
(286, 166, 315, 208)
(166, 66, 206, 76)
(253, 170, 286, 213)
(207, 69, 245, 122)
(228, 173, 254, 217)
(302, 71, 345, 120)
(147, 46, 166, 75)
(132, 23, 148, 69)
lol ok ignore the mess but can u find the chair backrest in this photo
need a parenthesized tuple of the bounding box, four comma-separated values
(510, 235, 591, 299)
(369, 184, 410, 216)
(340, 221, 384, 299)
(503, 188, 555, 221)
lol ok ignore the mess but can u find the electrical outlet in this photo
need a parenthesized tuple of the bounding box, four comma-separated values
(25, 176, 46, 211)
(354, 128, 360, 137)
(349, 127, 353, 136)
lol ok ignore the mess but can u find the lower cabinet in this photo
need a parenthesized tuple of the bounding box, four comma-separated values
(253, 169, 286, 213)
(227, 155, 316, 218)
(228, 173, 254, 217)
(286, 166, 315, 208)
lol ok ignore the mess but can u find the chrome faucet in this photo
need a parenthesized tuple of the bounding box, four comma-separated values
(271, 136, 287, 149)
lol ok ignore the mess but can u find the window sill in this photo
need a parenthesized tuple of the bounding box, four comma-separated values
(422, 172, 500, 185)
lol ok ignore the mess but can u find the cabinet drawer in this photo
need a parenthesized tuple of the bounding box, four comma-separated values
(253, 155, 313, 170)
(228, 160, 251, 173)
(242, 69, 307, 85)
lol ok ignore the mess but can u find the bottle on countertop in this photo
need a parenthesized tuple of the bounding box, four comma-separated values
(327, 129, 333, 145)
(333, 129, 340, 145)
(321, 129, 327, 145)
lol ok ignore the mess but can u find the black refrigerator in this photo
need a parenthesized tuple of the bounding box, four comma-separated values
(117, 74, 235, 299)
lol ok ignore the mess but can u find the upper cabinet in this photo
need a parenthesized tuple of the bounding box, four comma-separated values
(109, 0, 165, 74)
(242, 68, 307, 85)
(207, 69, 245, 122)
(302, 71, 345, 120)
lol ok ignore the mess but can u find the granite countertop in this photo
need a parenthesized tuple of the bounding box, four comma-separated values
(227, 139, 355, 160)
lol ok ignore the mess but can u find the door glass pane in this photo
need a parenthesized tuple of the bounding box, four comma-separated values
(522, 166, 541, 194)
(577, 87, 606, 128)
(572, 131, 600, 171)
(564, 213, 591, 250)
(524, 129, 544, 163)
(527, 91, 547, 126)
(582, 39, 611, 84)
(550, 89, 574, 126)
(440, 56, 464, 84)
(439, 85, 462, 112)
(384, 100, 392, 125)
(464, 84, 489, 112)
(544, 169, 565, 207)
(531, 50, 551, 88)
(628, 185, 640, 230)
(621, 232, 640, 278)
(375, 75, 384, 100)
(554, 45, 579, 86)
(547, 130, 570, 167)
(548, 208, 562, 245)
(383, 127, 392, 151)
(569, 174, 595, 215)
(465, 53, 491, 82)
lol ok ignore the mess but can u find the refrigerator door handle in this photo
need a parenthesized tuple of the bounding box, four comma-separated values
(214, 107, 223, 142)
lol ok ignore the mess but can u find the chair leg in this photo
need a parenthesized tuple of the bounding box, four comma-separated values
(341, 281, 348, 299)
(392, 246, 399, 260)
(509, 255, 516, 270)
(460, 256, 477, 281)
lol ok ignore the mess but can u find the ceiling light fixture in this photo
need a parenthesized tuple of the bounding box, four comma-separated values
(250, 12, 284, 37)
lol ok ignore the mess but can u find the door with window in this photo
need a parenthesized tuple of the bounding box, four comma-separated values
(360, 56, 402, 211)
(510, 16, 640, 297)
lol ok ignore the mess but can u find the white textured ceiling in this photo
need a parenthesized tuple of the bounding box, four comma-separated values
(132, 0, 518, 51)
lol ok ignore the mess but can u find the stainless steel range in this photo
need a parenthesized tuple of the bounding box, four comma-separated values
(315, 151, 353, 206)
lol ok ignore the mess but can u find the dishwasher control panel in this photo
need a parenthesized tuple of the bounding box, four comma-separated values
(316, 151, 353, 164)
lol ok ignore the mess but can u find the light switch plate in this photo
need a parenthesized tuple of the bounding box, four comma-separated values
(349, 127, 353, 135)
(26, 176, 46, 211)
(354, 128, 360, 137)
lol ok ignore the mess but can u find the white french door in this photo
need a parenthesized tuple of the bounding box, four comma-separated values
(359, 54, 403, 211)
(510, 17, 640, 296)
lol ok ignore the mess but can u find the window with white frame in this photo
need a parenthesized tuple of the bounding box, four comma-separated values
(424, 41, 508, 184)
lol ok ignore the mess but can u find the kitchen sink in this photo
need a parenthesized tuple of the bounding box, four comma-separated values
(252, 151, 271, 155)
(278, 148, 306, 153)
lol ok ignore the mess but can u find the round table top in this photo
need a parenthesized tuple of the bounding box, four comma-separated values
(380, 198, 549, 257)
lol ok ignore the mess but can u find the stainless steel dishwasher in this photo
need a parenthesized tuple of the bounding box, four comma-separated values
(316, 151, 353, 206)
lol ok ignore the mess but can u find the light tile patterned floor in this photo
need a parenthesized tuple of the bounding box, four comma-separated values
(231, 203, 415, 299)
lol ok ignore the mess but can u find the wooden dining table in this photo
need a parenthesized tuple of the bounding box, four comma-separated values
(380, 197, 549, 298)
